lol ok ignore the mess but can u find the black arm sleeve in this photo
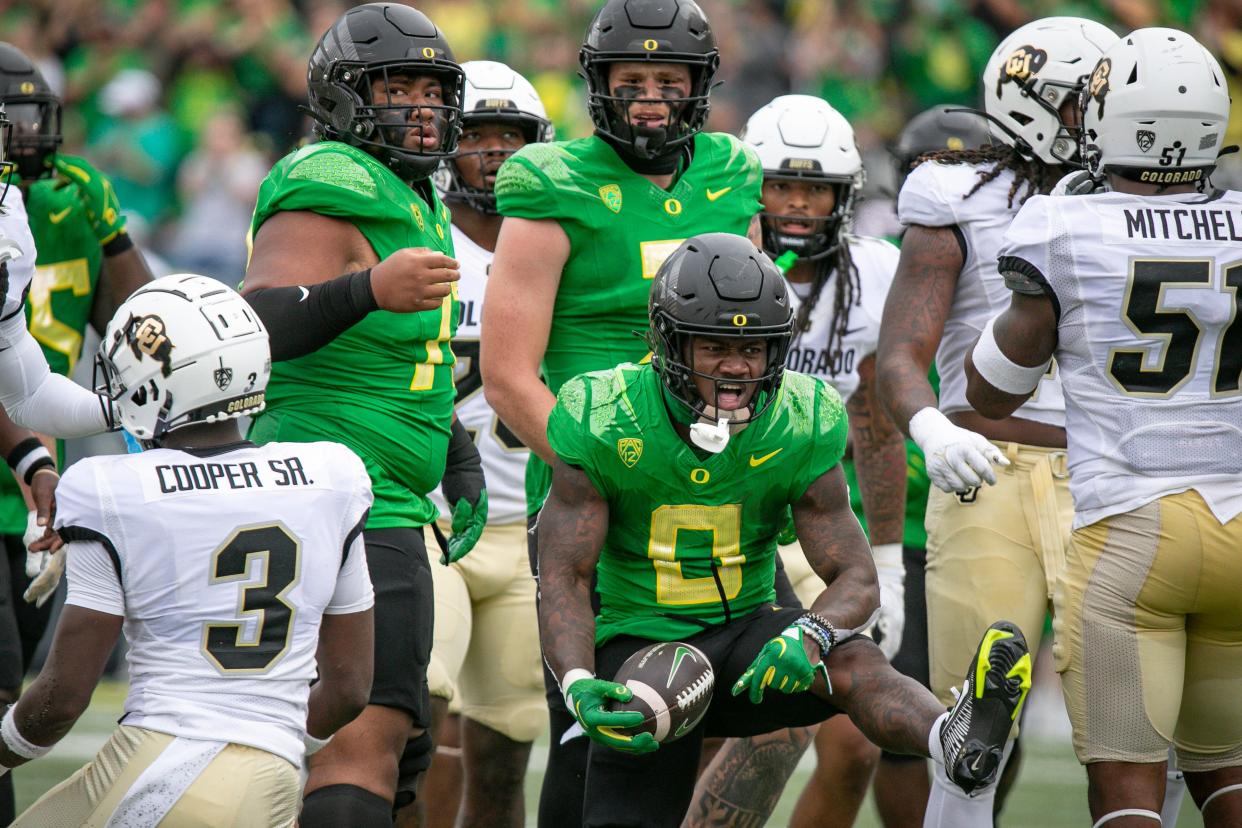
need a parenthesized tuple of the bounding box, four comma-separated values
(243, 269, 379, 361)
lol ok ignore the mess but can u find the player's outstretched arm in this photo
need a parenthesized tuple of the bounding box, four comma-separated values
(307, 608, 374, 744)
(875, 224, 962, 436)
(0, 310, 108, 437)
(847, 353, 907, 659)
(0, 602, 121, 771)
(481, 217, 569, 464)
(536, 458, 608, 683)
(964, 292, 1057, 419)
(794, 464, 881, 634)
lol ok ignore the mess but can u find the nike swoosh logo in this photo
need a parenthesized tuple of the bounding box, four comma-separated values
(297, 286, 310, 301)
(749, 448, 783, 467)
(841, 326, 867, 337)
(705, 187, 732, 201)
(48, 207, 72, 224)
(675, 717, 697, 738)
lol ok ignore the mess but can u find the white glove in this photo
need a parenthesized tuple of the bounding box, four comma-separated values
(908, 407, 1009, 493)
(22, 548, 63, 608)
(23, 511, 47, 579)
(871, 543, 905, 661)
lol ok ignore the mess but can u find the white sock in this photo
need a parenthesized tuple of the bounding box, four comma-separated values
(923, 738, 1015, 828)
(1161, 749, 1184, 827)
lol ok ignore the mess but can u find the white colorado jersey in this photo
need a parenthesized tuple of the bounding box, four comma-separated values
(999, 189, 1242, 527)
(0, 186, 37, 318)
(785, 235, 898, 403)
(898, 160, 1065, 426)
(430, 226, 528, 525)
(55, 440, 375, 766)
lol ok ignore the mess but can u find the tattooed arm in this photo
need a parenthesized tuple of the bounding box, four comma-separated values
(794, 464, 880, 631)
(847, 353, 906, 546)
(875, 224, 963, 435)
(536, 457, 609, 681)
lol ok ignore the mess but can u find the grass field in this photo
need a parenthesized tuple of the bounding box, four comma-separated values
(13, 679, 1206, 827)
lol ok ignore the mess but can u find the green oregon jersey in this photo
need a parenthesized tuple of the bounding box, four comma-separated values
(246, 141, 458, 528)
(495, 132, 763, 515)
(547, 364, 848, 645)
(0, 180, 103, 534)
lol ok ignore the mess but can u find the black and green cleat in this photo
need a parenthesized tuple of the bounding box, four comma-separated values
(939, 620, 1033, 795)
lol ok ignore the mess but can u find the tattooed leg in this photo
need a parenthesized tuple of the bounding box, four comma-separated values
(821, 638, 945, 756)
(681, 727, 816, 828)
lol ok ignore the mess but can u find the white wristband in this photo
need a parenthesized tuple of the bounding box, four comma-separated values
(872, 542, 903, 571)
(12, 445, 51, 483)
(560, 668, 595, 707)
(1, 706, 51, 760)
(971, 317, 1051, 395)
(303, 732, 332, 757)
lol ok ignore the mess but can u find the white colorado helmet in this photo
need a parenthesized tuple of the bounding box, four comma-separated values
(741, 94, 864, 261)
(983, 17, 1118, 166)
(96, 274, 269, 443)
(441, 60, 553, 213)
(1081, 28, 1229, 185)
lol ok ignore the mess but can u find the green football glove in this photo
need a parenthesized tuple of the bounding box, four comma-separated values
(565, 676, 659, 755)
(53, 153, 127, 245)
(439, 419, 486, 565)
(442, 488, 487, 565)
(732, 625, 828, 704)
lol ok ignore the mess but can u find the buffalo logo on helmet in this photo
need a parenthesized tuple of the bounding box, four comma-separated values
(599, 183, 623, 213)
(213, 357, 233, 391)
(128, 314, 174, 377)
(1087, 58, 1111, 118)
(1136, 130, 1155, 153)
(997, 45, 1048, 97)
(617, 437, 643, 468)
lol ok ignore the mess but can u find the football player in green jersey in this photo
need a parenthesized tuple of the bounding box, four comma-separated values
(239, 6, 485, 826)
(0, 41, 154, 824)
(480, 1, 771, 821)
(539, 233, 1032, 827)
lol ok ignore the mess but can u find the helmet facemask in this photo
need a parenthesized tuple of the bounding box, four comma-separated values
(759, 174, 858, 262)
(582, 57, 717, 162)
(444, 111, 550, 214)
(320, 60, 465, 182)
(5, 97, 60, 181)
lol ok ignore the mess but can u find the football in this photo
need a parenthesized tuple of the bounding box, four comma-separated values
(607, 641, 714, 744)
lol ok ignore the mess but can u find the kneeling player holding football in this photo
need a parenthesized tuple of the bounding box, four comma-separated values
(537, 232, 1032, 827)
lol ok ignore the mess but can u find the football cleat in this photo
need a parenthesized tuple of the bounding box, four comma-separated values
(939, 620, 1032, 795)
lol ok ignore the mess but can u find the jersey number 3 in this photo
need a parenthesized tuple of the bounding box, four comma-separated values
(202, 524, 302, 674)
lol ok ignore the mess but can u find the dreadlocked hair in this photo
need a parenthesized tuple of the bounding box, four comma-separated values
(912, 143, 1059, 209)
(791, 238, 861, 377)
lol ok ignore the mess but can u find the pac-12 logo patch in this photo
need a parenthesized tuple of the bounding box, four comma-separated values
(599, 184, 623, 214)
(617, 437, 643, 468)
(997, 45, 1048, 97)
(1136, 130, 1155, 153)
(214, 357, 233, 391)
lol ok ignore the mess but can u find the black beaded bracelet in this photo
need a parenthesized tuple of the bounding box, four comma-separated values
(794, 611, 838, 656)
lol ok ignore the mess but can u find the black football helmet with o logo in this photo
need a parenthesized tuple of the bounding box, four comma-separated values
(0, 43, 60, 182)
(580, 0, 719, 163)
(648, 233, 793, 427)
(307, 3, 464, 182)
(892, 104, 992, 192)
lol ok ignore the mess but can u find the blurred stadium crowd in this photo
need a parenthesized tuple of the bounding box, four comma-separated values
(3, 0, 1240, 284)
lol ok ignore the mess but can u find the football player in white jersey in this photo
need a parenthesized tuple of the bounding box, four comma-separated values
(725, 94, 908, 828)
(1, 274, 375, 827)
(0, 105, 110, 438)
(967, 29, 1242, 828)
(414, 60, 553, 828)
(875, 17, 1119, 827)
